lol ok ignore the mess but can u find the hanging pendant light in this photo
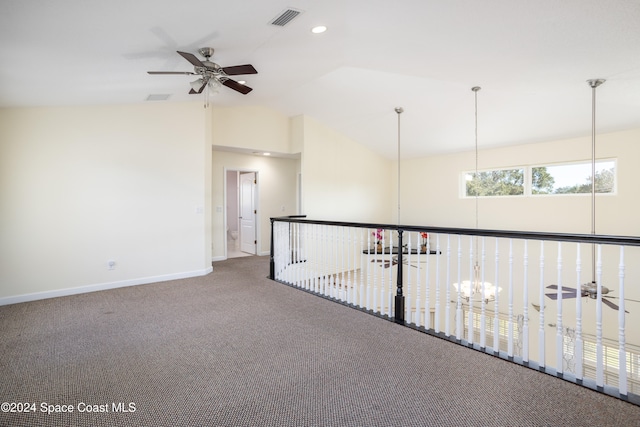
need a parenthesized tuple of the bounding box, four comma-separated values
(452, 86, 499, 303)
(587, 79, 605, 285)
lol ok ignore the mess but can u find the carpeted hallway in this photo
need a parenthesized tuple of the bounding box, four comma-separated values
(1, 256, 639, 426)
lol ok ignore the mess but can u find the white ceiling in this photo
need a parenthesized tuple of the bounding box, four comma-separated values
(1, 0, 639, 158)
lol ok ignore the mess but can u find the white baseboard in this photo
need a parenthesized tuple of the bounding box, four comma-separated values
(211, 255, 226, 262)
(0, 266, 213, 306)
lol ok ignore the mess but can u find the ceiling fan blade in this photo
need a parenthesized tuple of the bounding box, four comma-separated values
(545, 292, 577, 300)
(147, 71, 196, 75)
(222, 64, 258, 75)
(222, 79, 253, 94)
(601, 298, 621, 311)
(547, 284, 577, 292)
(177, 51, 204, 67)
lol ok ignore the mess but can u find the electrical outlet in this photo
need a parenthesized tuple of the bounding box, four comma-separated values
(107, 260, 116, 270)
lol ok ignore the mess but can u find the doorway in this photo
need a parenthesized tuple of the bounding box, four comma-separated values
(225, 169, 258, 258)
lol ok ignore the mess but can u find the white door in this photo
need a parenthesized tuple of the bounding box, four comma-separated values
(239, 172, 256, 254)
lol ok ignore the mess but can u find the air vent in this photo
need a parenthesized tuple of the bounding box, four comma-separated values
(270, 8, 302, 26)
(146, 94, 171, 101)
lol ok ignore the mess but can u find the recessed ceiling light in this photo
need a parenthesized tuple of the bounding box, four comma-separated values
(263, 152, 271, 156)
(238, 80, 246, 85)
(311, 25, 327, 34)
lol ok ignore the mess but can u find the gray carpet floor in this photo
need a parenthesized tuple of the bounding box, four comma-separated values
(1, 255, 639, 427)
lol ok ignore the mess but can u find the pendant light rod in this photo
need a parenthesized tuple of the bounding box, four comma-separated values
(587, 78, 605, 283)
(472, 86, 481, 264)
(396, 107, 404, 225)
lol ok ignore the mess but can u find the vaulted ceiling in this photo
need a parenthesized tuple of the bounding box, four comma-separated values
(1, 0, 639, 158)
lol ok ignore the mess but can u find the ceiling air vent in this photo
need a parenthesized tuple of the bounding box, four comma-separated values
(270, 8, 302, 26)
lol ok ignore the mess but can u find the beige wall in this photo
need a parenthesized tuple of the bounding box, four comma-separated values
(0, 102, 212, 303)
(212, 106, 291, 154)
(300, 115, 392, 223)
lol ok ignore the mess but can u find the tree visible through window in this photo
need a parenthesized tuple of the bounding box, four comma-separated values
(465, 169, 524, 197)
(462, 160, 616, 197)
(532, 160, 615, 195)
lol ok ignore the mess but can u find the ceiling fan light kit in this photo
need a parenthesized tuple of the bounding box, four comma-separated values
(147, 47, 257, 96)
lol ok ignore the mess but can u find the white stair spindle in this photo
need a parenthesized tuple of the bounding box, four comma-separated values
(508, 239, 514, 358)
(618, 246, 627, 396)
(415, 233, 422, 327)
(523, 240, 529, 363)
(480, 236, 486, 349)
(348, 228, 353, 304)
(445, 234, 451, 337)
(373, 230, 379, 313)
(424, 235, 431, 330)
(596, 244, 604, 388)
(435, 234, 441, 333)
(556, 242, 563, 374)
(575, 244, 583, 380)
(468, 237, 474, 344)
(456, 235, 462, 340)
(340, 226, 345, 301)
(539, 241, 545, 368)
(406, 232, 412, 323)
(493, 237, 500, 353)
(387, 230, 394, 318)
(366, 229, 371, 310)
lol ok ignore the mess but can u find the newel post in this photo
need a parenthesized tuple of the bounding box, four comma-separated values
(395, 229, 405, 323)
(269, 218, 275, 280)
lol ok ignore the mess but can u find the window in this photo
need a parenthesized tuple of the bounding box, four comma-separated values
(532, 160, 616, 195)
(464, 168, 524, 197)
(461, 160, 616, 198)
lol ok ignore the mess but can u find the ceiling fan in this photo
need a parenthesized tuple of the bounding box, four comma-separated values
(147, 47, 257, 95)
(545, 283, 634, 312)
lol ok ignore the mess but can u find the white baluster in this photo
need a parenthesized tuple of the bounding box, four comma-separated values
(480, 236, 486, 349)
(596, 244, 604, 388)
(340, 226, 345, 301)
(294, 223, 299, 287)
(322, 225, 328, 296)
(373, 229, 379, 313)
(508, 239, 514, 357)
(424, 235, 431, 330)
(539, 241, 545, 368)
(456, 235, 463, 340)
(556, 242, 563, 374)
(523, 240, 529, 363)
(618, 246, 627, 396)
(367, 229, 373, 311)
(347, 227, 353, 304)
(575, 244, 583, 380)
(360, 228, 365, 308)
(406, 232, 412, 323)
(387, 230, 394, 317)
(445, 234, 451, 337)
(468, 237, 474, 344)
(303, 223, 309, 290)
(435, 234, 441, 333)
(415, 233, 422, 327)
(493, 237, 500, 353)
(314, 224, 319, 293)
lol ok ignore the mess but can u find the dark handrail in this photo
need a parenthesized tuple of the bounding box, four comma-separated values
(270, 216, 640, 247)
